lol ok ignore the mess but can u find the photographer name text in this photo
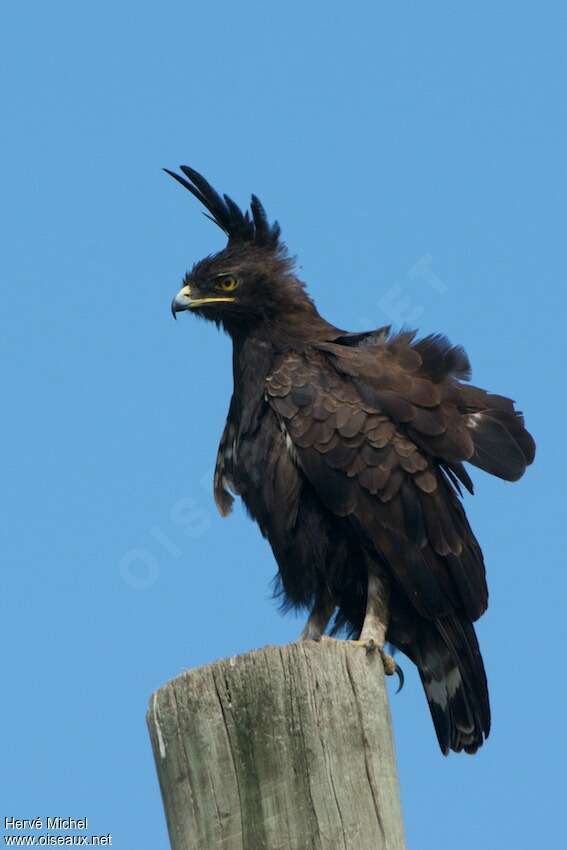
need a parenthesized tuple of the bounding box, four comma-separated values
(4, 819, 88, 831)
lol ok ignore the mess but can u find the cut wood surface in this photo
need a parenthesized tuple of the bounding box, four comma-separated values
(147, 640, 407, 850)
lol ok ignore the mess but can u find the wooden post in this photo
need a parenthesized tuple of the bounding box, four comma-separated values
(147, 640, 407, 850)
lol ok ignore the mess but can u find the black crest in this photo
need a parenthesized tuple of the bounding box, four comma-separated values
(164, 165, 281, 248)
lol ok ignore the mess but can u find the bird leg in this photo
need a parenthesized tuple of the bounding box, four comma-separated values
(359, 572, 389, 645)
(352, 572, 404, 689)
(299, 597, 335, 641)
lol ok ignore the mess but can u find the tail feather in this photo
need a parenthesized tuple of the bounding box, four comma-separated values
(417, 616, 490, 755)
(464, 392, 536, 482)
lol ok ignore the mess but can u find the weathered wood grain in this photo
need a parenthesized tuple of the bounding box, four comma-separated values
(147, 640, 407, 850)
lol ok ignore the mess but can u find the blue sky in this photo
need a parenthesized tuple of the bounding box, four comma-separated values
(1, 2, 564, 848)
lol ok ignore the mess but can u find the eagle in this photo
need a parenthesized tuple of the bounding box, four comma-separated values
(166, 165, 535, 755)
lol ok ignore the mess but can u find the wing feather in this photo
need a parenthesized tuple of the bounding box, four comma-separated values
(266, 331, 534, 622)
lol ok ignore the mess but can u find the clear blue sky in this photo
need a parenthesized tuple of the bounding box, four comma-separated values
(1, 3, 564, 848)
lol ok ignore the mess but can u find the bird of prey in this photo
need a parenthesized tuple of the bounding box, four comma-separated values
(166, 164, 535, 755)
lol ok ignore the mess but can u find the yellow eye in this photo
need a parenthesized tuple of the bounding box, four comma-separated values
(215, 275, 238, 292)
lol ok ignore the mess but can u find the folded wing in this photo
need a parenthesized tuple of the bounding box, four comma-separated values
(266, 329, 535, 623)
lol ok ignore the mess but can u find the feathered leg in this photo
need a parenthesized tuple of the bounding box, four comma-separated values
(299, 596, 335, 641)
(354, 572, 404, 688)
(359, 572, 389, 644)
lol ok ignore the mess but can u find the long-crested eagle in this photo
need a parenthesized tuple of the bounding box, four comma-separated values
(166, 165, 535, 755)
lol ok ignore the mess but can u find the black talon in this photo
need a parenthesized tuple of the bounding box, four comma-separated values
(394, 662, 405, 694)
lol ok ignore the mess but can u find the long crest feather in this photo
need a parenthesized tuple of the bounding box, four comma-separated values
(164, 165, 281, 248)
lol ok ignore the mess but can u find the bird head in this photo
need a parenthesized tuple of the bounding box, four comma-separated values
(166, 165, 320, 334)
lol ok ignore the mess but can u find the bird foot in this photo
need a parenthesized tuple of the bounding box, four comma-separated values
(349, 640, 405, 692)
(299, 631, 336, 644)
(350, 638, 379, 655)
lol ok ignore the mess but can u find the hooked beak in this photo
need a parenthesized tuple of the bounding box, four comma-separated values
(170, 284, 236, 320)
(171, 284, 192, 319)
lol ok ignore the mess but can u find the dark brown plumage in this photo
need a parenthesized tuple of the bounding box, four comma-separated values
(167, 165, 535, 755)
